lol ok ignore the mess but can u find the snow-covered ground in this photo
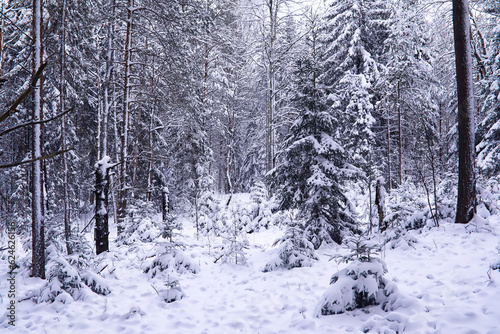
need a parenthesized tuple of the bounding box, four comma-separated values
(2, 195, 500, 334)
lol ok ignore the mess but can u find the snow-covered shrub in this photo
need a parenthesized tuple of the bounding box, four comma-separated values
(383, 228, 418, 250)
(263, 214, 318, 272)
(477, 178, 500, 217)
(435, 173, 458, 220)
(249, 181, 278, 232)
(119, 200, 161, 244)
(34, 244, 110, 303)
(144, 246, 199, 278)
(316, 258, 388, 315)
(130, 217, 160, 243)
(384, 182, 428, 230)
(80, 270, 112, 295)
(199, 193, 226, 237)
(316, 234, 402, 315)
(490, 241, 500, 273)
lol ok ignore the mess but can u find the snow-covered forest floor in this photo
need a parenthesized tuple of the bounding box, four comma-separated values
(2, 193, 500, 334)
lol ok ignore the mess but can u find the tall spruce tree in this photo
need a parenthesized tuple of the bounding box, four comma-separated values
(318, 0, 391, 174)
(272, 23, 358, 248)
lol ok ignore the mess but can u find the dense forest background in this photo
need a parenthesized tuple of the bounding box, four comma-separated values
(0, 0, 499, 279)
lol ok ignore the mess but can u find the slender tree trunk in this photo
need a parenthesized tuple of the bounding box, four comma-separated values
(218, 137, 224, 192)
(146, 107, 154, 202)
(266, 0, 278, 173)
(96, 75, 102, 162)
(386, 108, 392, 190)
(117, 0, 134, 235)
(397, 81, 402, 185)
(31, 0, 45, 279)
(0, 4, 5, 75)
(452, 0, 476, 224)
(102, 0, 115, 158)
(146, 54, 155, 202)
(59, 0, 72, 255)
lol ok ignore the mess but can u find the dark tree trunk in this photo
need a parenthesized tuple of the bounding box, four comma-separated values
(452, 0, 476, 224)
(95, 157, 113, 255)
(60, 0, 72, 255)
(375, 179, 386, 232)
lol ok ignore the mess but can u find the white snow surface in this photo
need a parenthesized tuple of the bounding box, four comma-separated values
(2, 194, 500, 333)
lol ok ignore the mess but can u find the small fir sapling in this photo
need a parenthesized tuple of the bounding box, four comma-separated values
(161, 211, 182, 244)
(316, 233, 402, 316)
(142, 194, 198, 302)
(144, 243, 198, 303)
(249, 181, 276, 232)
(263, 213, 318, 272)
(214, 203, 250, 265)
(144, 215, 198, 278)
(158, 274, 185, 303)
(199, 191, 225, 237)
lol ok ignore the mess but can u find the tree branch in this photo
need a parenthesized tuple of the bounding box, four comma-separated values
(0, 63, 47, 124)
(0, 107, 73, 137)
(0, 148, 72, 169)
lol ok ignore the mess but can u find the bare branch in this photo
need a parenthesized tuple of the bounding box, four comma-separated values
(0, 148, 72, 169)
(0, 107, 73, 137)
(0, 63, 47, 124)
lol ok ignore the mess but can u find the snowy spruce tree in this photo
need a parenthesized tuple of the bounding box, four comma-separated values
(477, 2, 500, 178)
(263, 212, 318, 272)
(315, 233, 403, 315)
(318, 0, 391, 172)
(271, 30, 358, 248)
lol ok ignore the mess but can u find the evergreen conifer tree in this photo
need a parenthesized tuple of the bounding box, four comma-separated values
(318, 0, 391, 171)
(477, 3, 500, 177)
(272, 39, 358, 247)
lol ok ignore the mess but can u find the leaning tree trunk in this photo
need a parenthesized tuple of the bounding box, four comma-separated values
(452, 0, 476, 224)
(31, 0, 45, 279)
